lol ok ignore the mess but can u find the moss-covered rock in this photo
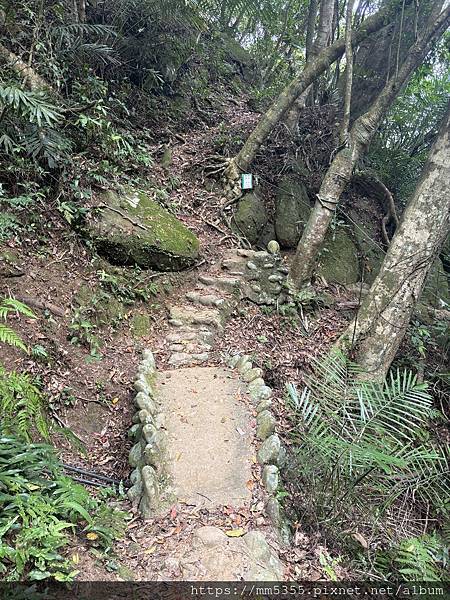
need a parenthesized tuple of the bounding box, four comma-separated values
(233, 192, 267, 244)
(317, 227, 360, 285)
(86, 189, 199, 271)
(274, 177, 311, 248)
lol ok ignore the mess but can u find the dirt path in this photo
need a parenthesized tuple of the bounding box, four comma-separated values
(159, 367, 252, 507)
(119, 247, 290, 581)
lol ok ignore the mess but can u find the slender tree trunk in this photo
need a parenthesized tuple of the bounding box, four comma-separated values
(306, 0, 319, 60)
(338, 101, 450, 379)
(288, 5, 450, 288)
(340, 0, 355, 142)
(285, 0, 334, 130)
(311, 0, 335, 55)
(229, 2, 402, 175)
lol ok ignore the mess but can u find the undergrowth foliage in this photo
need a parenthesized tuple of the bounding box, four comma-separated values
(286, 351, 449, 579)
(0, 435, 127, 581)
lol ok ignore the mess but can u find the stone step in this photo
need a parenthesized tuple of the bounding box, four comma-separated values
(168, 351, 210, 367)
(169, 305, 223, 330)
(198, 275, 241, 294)
(185, 291, 226, 308)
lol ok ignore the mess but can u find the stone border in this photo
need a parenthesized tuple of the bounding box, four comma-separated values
(127, 349, 174, 518)
(226, 353, 291, 543)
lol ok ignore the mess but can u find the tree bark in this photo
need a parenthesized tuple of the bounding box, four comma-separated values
(348, 0, 442, 121)
(288, 4, 450, 288)
(340, 0, 355, 142)
(0, 42, 51, 91)
(338, 101, 450, 379)
(229, 2, 403, 175)
(285, 0, 335, 130)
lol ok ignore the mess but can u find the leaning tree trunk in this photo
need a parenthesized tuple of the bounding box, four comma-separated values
(288, 4, 450, 289)
(338, 101, 450, 379)
(226, 1, 403, 179)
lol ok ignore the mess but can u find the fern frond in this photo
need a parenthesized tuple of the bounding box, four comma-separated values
(0, 324, 27, 351)
(0, 85, 61, 126)
(1, 298, 36, 319)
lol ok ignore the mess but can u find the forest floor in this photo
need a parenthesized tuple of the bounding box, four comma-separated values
(0, 94, 356, 581)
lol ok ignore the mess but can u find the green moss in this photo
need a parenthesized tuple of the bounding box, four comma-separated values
(131, 314, 151, 338)
(86, 189, 199, 271)
(317, 227, 360, 285)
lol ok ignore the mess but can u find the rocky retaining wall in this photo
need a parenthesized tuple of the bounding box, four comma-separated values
(127, 350, 174, 518)
(227, 352, 291, 543)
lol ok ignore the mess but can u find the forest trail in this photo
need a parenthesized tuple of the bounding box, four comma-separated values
(127, 247, 287, 580)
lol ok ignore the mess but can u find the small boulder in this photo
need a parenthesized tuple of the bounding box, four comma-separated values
(86, 189, 199, 271)
(275, 176, 311, 248)
(317, 227, 360, 285)
(233, 192, 267, 244)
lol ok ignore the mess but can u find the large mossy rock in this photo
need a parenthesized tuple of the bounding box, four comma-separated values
(86, 189, 199, 271)
(317, 227, 360, 285)
(233, 192, 267, 244)
(274, 177, 311, 248)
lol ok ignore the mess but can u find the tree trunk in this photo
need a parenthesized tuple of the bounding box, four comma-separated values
(285, 0, 334, 130)
(288, 4, 450, 288)
(338, 101, 450, 379)
(229, 2, 402, 175)
(340, 0, 355, 142)
(0, 42, 51, 91)
(348, 0, 442, 121)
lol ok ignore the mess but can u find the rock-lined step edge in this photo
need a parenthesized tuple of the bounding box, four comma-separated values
(127, 349, 175, 518)
(226, 352, 291, 544)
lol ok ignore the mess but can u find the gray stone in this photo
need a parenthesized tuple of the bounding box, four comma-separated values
(262, 465, 279, 493)
(256, 398, 273, 413)
(142, 423, 158, 443)
(266, 497, 282, 527)
(128, 423, 142, 440)
(129, 443, 143, 467)
(268, 274, 283, 282)
(243, 367, 263, 382)
(227, 354, 241, 368)
(127, 480, 143, 503)
(257, 410, 276, 440)
(85, 188, 199, 271)
(134, 376, 151, 394)
(194, 526, 228, 547)
(249, 384, 272, 402)
(247, 377, 265, 392)
(235, 355, 251, 370)
(138, 409, 153, 424)
(233, 193, 268, 244)
(169, 319, 183, 327)
(257, 434, 281, 465)
(275, 444, 287, 468)
(318, 227, 360, 285)
(243, 531, 272, 562)
(257, 221, 277, 250)
(238, 360, 253, 374)
(275, 177, 311, 248)
(135, 392, 157, 414)
(246, 261, 258, 271)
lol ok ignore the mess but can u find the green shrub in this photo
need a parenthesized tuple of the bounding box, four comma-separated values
(286, 351, 449, 535)
(0, 434, 127, 582)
